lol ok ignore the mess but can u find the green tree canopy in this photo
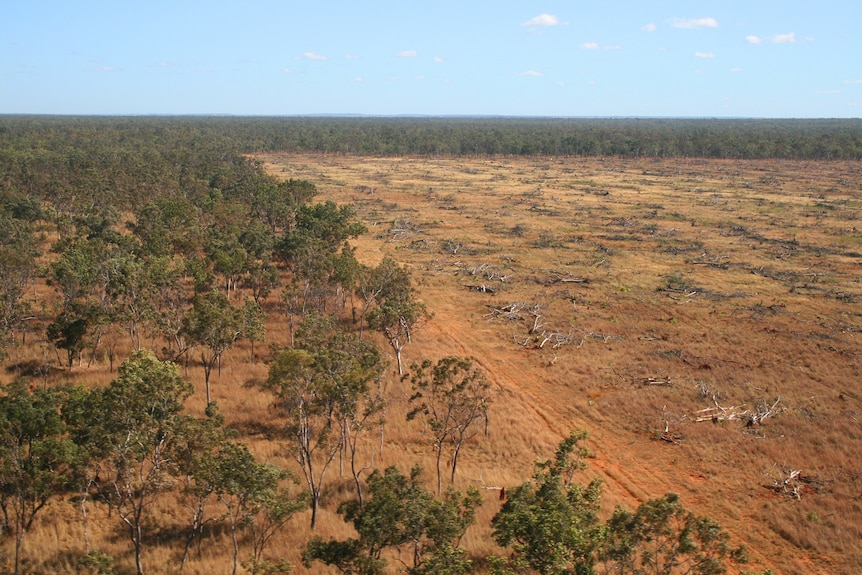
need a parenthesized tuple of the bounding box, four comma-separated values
(0, 380, 81, 575)
(304, 464, 481, 575)
(492, 430, 604, 575)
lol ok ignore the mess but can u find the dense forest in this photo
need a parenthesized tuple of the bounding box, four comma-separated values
(2, 116, 862, 170)
(0, 115, 846, 573)
(2, 115, 860, 219)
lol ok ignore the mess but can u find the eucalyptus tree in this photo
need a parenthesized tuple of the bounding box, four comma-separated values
(239, 219, 279, 304)
(182, 289, 245, 406)
(146, 256, 191, 361)
(241, 297, 267, 363)
(200, 440, 304, 575)
(491, 430, 604, 575)
(251, 177, 317, 234)
(204, 221, 248, 300)
(174, 410, 233, 568)
(355, 256, 407, 338)
(599, 493, 748, 575)
(277, 200, 366, 314)
(262, 315, 384, 529)
(84, 350, 194, 575)
(47, 232, 124, 368)
(0, 212, 39, 358)
(407, 356, 491, 494)
(46, 309, 90, 369)
(130, 197, 202, 258)
(304, 464, 481, 575)
(365, 260, 428, 375)
(0, 380, 81, 575)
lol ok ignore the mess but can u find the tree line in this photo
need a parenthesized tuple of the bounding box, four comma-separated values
(2, 117, 861, 188)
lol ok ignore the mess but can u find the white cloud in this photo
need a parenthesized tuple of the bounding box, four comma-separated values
(352, 77, 363, 83)
(845, 79, 862, 84)
(581, 42, 620, 51)
(434, 56, 444, 63)
(299, 52, 327, 61)
(748, 32, 808, 45)
(398, 50, 417, 58)
(772, 32, 796, 44)
(523, 13, 560, 28)
(695, 52, 715, 58)
(817, 89, 840, 94)
(344, 54, 360, 60)
(518, 70, 543, 77)
(281, 68, 292, 74)
(672, 17, 718, 29)
(730, 67, 743, 73)
(642, 23, 656, 32)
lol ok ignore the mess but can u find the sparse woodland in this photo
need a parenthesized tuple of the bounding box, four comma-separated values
(0, 117, 861, 574)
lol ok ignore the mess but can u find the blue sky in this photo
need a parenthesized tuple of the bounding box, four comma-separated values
(2, 1, 860, 117)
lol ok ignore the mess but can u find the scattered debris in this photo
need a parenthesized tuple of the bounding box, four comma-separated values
(464, 284, 496, 294)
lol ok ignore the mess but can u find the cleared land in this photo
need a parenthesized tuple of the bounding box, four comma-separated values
(262, 153, 862, 575)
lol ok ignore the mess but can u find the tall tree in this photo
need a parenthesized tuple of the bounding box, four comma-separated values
(492, 430, 604, 575)
(174, 408, 234, 568)
(239, 219, 279, 305)
(407, 356, 491, 494)
(0, 213, 39, 358)
(262, 317, 383, 529)
(355, 257, 408, 338)
(46, 307, 91, 369)
(183, 290, 245, 406)
(202, 440, 304, 575)
(278, 200, 366, 314)
(241, 298, 266, 363)
(87, 350, 194, 575)
(252, 178, 317, 234)
(304, 465, 481, 575)
(204, 222, 248, 300)
(0, 381, 81, 575)
(599, 493, 747, 575)
(366, 263, 428, 375)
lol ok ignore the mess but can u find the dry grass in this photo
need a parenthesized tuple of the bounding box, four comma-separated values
(4, 154, 861, 574)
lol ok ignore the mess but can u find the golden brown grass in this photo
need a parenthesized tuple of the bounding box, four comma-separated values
(4, 154, 861, 574)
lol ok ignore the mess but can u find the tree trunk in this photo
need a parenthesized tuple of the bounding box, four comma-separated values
(435, 444, 444, 495)
(231, 519, 240, 575)
(13, 525, 24, 575)
(395, 346, 404, 375)
(451, 441, 463, 485)
(133, 522, 144, 575)
(310, 489, 320, 530)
